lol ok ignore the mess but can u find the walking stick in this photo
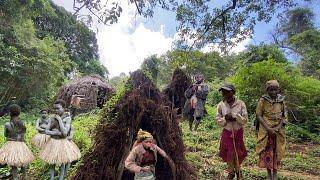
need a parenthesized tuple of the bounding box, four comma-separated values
(231, 123, 241, 178)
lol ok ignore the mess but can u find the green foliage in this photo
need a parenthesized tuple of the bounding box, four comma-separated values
(100, 79, 130, 122)
(0, 19, 72, 108)
(141, 55, 160, 84)
(0, 0, 109, 109)
(286, 124, 320, 144)
(229, 59, 320, 134)
(236, 44, 288, 65)
(289, 29, 320, 79)
(278, 7, 315, 39)
(34, 2, 108, 77)
(157, 50, 235, 87)
(229, 59, 294, 113)
(206, 80, 224, 107)
(108, 73, 129, 91)
(176, 0, 309, 49)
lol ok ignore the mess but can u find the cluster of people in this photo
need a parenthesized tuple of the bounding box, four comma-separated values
(0, 99, 81, 180)
(182, 73, 287, 180)
(0, 72, 287, 180)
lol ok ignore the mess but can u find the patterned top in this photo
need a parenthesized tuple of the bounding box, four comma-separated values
(256, 94, 288, 127)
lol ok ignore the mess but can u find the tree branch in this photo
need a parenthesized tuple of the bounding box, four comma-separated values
(188, 0, 237, 50)
(134, 0, 142, 15)
(73, 0, 90, 16)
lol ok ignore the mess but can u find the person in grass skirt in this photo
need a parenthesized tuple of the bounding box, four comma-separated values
(32, 109, 50, 148)
(39, 99, 80, 180)
(0, 104, 34, 180)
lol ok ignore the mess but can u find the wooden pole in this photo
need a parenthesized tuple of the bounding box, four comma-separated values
(231, 123, 241, 175)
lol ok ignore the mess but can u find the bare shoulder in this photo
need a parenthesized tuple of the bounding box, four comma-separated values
(4, 122, 11, 127)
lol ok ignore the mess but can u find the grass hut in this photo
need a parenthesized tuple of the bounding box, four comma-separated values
(72, 70, 196, 180)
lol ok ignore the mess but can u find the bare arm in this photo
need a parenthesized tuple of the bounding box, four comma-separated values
(45, 117, 63, 136)
(35, 119, 45, 132)
(4, 123, 10, 137)
(55, 115, 71, 137)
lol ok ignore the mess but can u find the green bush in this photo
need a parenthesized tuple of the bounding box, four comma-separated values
(0, 111, 100, 179)
(229, 59, 320, 136)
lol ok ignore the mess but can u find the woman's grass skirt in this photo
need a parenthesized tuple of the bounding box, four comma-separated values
(39, 138, 81, 165)
(32, 133, 50, 148)
(0, 141, 35, 167)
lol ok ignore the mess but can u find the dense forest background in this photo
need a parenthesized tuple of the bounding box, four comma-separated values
(0, 0, 319, 179)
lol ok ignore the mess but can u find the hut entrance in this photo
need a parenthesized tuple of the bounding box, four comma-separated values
(72, 71, 196, 180)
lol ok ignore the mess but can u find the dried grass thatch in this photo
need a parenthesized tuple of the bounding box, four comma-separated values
(56, 75, 115, 112)
(72, 70, 196, 180)
(163, 69, 192, 115)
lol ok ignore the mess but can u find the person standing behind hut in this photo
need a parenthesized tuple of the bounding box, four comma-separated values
(40, 99, 81, 180)
(32, 109, 50, 148)
(216, 84, 247, 180)
(183, 73, 209, 131)
(0, 104, 35, 180)
(256, 80, 287, 180)
(125, 130, 175, 180)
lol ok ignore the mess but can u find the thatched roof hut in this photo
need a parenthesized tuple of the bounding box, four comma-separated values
(163, 69, 192, 115)
(72, 70, 196, 180)
(56, 75, 115, 112)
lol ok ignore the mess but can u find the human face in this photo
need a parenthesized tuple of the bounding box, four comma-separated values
(142, 138, 153, 149)
(195, 74, 204, 84)
(267, 86, 280, 99)
(221, 89, 235, 102)
(41, 111, 48, 119)
(53, 104, 64, 116)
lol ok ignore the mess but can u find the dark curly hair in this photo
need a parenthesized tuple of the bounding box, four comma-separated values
(40, 109, 48, 114)
(9, 104, 21, 116)
(9, 104, 26, 133)
(54, 99, 66, 108)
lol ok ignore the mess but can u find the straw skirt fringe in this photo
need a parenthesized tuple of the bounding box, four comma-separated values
(32, 133, 50, 148)
(39, 138, 81, 165)
(0, 141, 35, 167)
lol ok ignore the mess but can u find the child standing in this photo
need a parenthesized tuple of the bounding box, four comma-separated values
(32, 109, 50, 148)
(256, 80, 287, 180)
(40, 99, 81, 180)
